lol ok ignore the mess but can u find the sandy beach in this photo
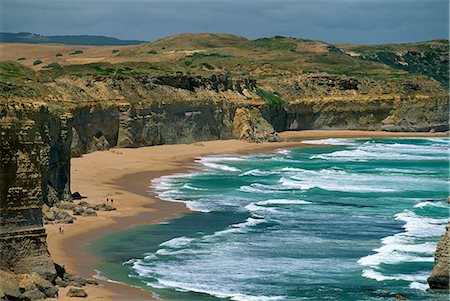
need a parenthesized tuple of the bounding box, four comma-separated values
(45, 130, 447, 300)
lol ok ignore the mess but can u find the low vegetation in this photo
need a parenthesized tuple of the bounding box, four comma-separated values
(256, 89, 283, 105)
(69, 50, 84, 55)
(42, 62, 61, 69)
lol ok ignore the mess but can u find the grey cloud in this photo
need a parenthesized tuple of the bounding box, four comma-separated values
(1, 0, 448, 44)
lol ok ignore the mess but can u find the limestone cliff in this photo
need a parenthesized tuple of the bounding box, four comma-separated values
(262, 75, 448, 132)
(428, 222, 450, 290)
(0, 103, 58, 281)
(233, 107, 281, 142)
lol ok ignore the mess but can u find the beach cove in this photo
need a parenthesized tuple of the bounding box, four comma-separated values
(44, 130, 448, 300)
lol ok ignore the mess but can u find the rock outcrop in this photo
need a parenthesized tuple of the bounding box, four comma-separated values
(428, 222, 450, 290)
(233, 107, 281, 142)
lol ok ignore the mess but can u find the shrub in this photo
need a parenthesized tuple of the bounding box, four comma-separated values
(69, 50, 84, 55)
(184, 60, 193, 66)
(42, 62, 61, 69)
(201, 62, 214, 70)
(187, 52, 232, 59)
(112, 49, 120, 53)
(55, 53, 63, 57)
(256, 89, 283, 105)
(33, 59, 43, 65)
(17, 57, 27, 61)
(148, 50, 157, 54)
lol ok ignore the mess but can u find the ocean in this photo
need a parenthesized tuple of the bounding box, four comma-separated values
(89, 138, 449, 301)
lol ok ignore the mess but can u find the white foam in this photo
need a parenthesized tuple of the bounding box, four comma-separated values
(358, 209, 447, 280)
(244, 203, 278, 213)
(239, 169, 275, 177)
(362, 269, 429, 283)
(210, 217, 266, 237)
(159, 236, 194, 248)
(257, 199, 312, 206)
(279, 176, 396, 193)
(374, 168, 433, 174)
(301, 138, 358, 146)
(409, 281, 429, 291)
(312, 142, 448, 162)
(154, 279, 284, 301)
(277, 149, 291, 155)
(93, 270, 122, 284)
(395, 210, 448, 238)
(201, 162, 240, 172)
(239, 183, 288, 194)
(182, 183, 205, 191)
(414, 201, 447, 209)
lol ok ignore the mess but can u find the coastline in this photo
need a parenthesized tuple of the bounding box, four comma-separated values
(45, 130, 447, 300)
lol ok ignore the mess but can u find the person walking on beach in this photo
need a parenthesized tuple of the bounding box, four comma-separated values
(106, 197, 109, 203)
(58, 226, 62, 234)
(111, 198, 114, 204)
(61, 226, 64, 235)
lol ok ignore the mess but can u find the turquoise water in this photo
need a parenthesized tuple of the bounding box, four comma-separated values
(89, 138, 449, 301)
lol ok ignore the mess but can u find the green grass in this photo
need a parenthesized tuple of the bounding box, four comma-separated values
(256, 89, 283, 105)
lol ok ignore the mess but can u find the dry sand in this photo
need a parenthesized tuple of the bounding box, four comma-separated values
(45, 130, 447, 300)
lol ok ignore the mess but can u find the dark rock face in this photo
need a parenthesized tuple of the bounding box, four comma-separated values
(428, 222, 450, 290)
(0, 105, 57, 281)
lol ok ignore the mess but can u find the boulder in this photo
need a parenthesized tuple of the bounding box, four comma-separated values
(394, 294, 408, 301)
(53, 208, 76, 224)
(19, 273, 58, 298)
(56, 201, 76, 210)
(73, 206, 98, 217)
(43, 205, 75, 224)
(23, 288, 46, 300)
(42, 204, 56, 222)
(46, 185, 60, 206)
(55, 277, 69, 287)
(85, 278, 98, 285)
(64, 273, 87, 287)
(93, 203, 116, 211)
(67, 287, 87, 298)
(88, 134, 110, 153)
(0, 270, 21, 299)
(78, 201, 90, 207)
(446, 196, 450, 204)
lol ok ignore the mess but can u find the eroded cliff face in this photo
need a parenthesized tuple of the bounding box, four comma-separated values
(0, 103, 60, 280)
(428, 222, 450, 290)
(263, 75, 448, 132)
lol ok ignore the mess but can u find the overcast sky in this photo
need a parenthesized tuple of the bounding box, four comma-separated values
(1, 0, 448, 44)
